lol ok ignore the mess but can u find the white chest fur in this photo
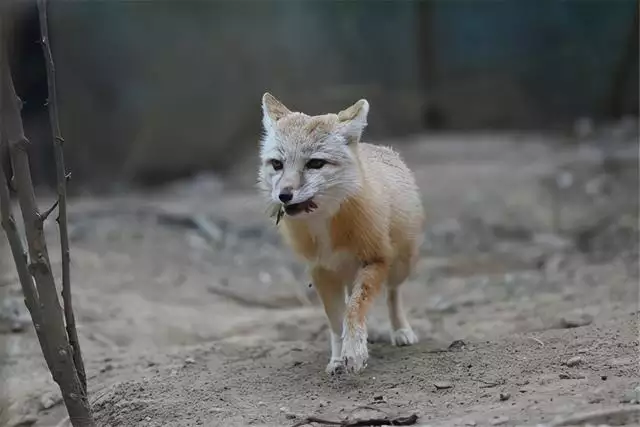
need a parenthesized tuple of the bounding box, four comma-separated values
(306, 219, 356, 273)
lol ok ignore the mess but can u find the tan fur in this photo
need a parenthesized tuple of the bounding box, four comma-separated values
(258, 93, 424, 375)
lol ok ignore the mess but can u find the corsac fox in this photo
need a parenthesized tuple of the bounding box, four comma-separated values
(257, 93, 425, 375)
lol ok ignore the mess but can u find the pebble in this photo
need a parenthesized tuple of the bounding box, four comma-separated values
(448, 339, 466, 351)
(100, 363, 114, 373)
(560, 313, 594, 328)
(491, 416, 509, 425)
(184, 357, 195, 365)
(564, 356, 582, 367)
(434, 381, 453, 390)
(279, 407, 297, 419)
(499, 392, 510, 401)
(39, 393, 60, 410)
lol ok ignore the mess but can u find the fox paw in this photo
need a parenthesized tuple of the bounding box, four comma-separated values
(341, 333, 369, 374)
(391, 328, 418, 346)
(325, 358, 346, 375)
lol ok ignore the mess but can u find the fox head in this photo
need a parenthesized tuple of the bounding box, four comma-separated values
(258, 93, 369, 220)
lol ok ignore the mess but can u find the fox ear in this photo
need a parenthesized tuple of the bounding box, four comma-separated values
(262, 92, 292, 130)
(337, 99, 369, 144)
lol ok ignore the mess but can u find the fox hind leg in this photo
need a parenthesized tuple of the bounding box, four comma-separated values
(386, 253, 418, 346)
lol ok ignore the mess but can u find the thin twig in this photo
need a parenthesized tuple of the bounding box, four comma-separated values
(529, 336, 545, 347)
(41, 199, 59, 221)
(207, 283, 306, 309)
(36, 0, 87, 391)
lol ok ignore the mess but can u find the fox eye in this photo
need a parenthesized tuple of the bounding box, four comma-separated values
(270, 159, 283, 171)
(306, 159, 327, 169)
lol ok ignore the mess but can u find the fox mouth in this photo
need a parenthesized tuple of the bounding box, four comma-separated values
(284, 198, 317, 216)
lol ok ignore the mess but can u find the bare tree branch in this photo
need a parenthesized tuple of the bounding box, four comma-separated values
(41, 199, 59, 221)
(36, 0, 87, 392)
(0, 128, 51, 372)
(0, 13, 94, 426)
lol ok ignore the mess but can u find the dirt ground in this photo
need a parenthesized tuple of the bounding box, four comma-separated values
(1, 125, 639, 427)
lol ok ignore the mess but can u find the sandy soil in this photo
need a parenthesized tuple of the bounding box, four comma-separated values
(1, 127, 639, 427)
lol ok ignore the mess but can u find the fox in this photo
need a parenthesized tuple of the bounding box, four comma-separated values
(257, 93, 425, 375)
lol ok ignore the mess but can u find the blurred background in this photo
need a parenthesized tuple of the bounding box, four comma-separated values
(4, 0, 638, 191)
(1, 1, 639, 426)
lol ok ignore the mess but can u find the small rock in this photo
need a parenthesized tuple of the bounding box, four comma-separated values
(184, 357, 195, 365)
(145, 417, 151, 422)
(601, 375, 608, 381)
(434, 381, 453, 390)
(373, 395, 384, 401)
(448, 339, 466, 351)
(559, 313, 593, 328)
(491, 416, 509, 425)
(10, 321, 25, 333)
(564, 356, 582, 367)
(39, 392, 61, 410)
(279, 407, 297, 419)
(588, 396, 604, 404)
(499, 392, 510, 401)
(465, 421, 477, 427)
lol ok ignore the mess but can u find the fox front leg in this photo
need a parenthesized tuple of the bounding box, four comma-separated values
(311, 267, 348, 375)
(341, 259, 387, 374)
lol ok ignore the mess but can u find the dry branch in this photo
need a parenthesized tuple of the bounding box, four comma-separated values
(0, 11, 94, 427)
(0, 88, 50, 369)
(36, 0, 87, 391)
(291, 407, 419, 427)
(292, 414, 418, 427)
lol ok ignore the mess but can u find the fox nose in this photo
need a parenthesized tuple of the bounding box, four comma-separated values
(278, 190, 293, 203)
(278, 187, 293, 203)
